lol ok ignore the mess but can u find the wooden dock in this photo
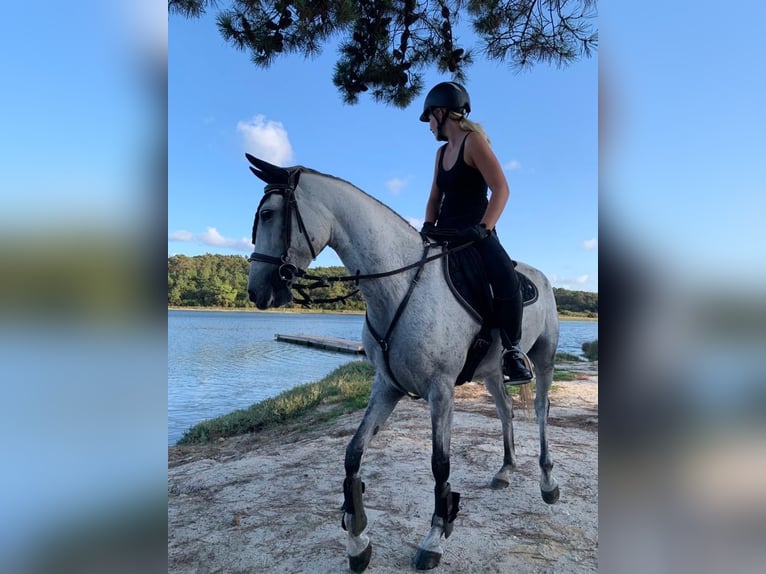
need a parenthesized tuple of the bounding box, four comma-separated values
(275, 333, 366, 355)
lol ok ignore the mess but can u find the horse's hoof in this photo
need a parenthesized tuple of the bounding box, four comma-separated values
(490, 477, 510, 490)
(541, 486, 560, 504)
(348, 541, 372, 573)
(413, 548, 442, 570)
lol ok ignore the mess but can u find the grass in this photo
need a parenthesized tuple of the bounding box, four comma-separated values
(177, 351, 596, 445)
(555, 352, 585, 362)
(504, 353, 591, 397)
(506, 378, 568, 398)
(177, 360, 375, 445)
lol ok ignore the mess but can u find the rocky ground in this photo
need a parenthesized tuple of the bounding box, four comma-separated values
(169, 365, 598, 573)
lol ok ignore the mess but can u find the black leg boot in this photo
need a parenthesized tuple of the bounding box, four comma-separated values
(495, 293, 534, 384)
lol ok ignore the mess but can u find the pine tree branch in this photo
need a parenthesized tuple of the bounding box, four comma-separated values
(170, 0, 597, 107)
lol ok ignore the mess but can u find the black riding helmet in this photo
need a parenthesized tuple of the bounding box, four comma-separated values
(419, 81, 471, 122)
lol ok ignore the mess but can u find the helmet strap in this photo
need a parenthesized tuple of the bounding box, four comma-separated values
(435, 109, 449, 142)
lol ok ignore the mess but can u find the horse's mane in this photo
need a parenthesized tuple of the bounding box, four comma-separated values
(246, 154, 415, 231)
(297, 166, 415, 230)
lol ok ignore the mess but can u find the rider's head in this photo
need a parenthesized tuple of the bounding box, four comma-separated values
(420, 82, 471, 142)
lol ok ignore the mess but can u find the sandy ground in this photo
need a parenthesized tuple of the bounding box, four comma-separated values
(168, 369, 598, 573)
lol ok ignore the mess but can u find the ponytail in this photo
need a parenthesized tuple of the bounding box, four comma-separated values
(447, 110, 491, 144)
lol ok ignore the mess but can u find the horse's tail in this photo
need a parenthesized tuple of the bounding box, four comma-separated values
(518, 384, 534, 411)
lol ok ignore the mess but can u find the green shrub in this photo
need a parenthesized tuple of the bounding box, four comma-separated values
(582, 339, 598, 361)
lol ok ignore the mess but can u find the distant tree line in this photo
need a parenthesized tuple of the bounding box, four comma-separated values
(168, 254, 597, 317)
(167, 254, 366, 311)
(553, 287, 598, 318)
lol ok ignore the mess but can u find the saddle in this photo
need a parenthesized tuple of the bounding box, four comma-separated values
(442, 244, 538, 385)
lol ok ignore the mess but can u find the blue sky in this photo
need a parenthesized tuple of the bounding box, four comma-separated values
(169, 11, 599, 293)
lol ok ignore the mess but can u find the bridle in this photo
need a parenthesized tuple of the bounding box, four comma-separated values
(248, 169, 318, 287)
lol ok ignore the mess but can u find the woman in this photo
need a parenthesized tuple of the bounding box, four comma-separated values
(419, 81, 532, 383)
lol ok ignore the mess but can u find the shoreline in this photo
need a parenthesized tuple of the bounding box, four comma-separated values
(167, 306, 365, 315)
(167, 306, 597, 321)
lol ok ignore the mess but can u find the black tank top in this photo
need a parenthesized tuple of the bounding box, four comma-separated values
(435, 133, 488, 228)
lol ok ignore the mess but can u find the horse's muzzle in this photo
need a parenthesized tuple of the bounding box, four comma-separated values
(247, 289, 268, 309)
(248, 281, 293, 309)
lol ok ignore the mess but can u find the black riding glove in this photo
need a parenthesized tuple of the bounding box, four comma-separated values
(420, 221, 437, 235)
(457, 223, 489, 242)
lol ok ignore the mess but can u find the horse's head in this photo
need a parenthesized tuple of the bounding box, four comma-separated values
(246, 154, 328, 309)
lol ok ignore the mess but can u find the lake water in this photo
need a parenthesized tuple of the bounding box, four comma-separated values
(168, 310, 597, 445)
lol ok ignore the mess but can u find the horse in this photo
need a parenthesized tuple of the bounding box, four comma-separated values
(244, 154, 560, 571)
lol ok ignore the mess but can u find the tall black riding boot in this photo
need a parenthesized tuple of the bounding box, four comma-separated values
(495, 293, 534, 384)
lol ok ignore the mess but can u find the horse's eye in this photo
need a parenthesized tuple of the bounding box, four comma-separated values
(260, 209, 274, 222)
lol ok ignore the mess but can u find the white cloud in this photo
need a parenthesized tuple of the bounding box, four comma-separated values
(168, 230, 193, 241)
(199, 227, 252, 251)
(583, 238, 598, 250)
(503, 159, 522, 171)
(198, 227, 229, 246)
(386, 176, 410, 195)
(237, 114, 294, 165)
(168, 227, 252, 252)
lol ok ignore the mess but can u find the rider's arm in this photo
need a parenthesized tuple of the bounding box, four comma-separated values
(465, 132, 510, 231)
(424, 148, 444, 224)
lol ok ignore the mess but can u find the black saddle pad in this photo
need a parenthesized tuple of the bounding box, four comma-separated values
(444, 246, 492, 323)
(519, 271, 538, 306)
(444, 246, 538, 325)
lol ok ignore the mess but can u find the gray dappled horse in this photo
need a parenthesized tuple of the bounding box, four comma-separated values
(245, 155, 560, 571)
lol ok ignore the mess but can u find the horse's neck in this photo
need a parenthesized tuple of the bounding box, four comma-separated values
(308, 174, 424, 316)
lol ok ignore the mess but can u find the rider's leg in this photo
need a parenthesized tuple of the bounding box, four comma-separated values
(495, 290, 534, 384)
(477, 231, 533, 384)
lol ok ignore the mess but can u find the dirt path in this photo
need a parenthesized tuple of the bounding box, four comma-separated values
(168, 374, 598, 573)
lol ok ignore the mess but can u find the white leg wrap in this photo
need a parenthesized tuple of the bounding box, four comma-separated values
(418, 523, 444, 555)
(347, 531, 370, 557)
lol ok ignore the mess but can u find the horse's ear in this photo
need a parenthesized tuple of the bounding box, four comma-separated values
(246, 153, 290, 185)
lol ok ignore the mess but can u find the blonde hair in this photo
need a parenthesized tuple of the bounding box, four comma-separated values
(447, 110, 491, 144)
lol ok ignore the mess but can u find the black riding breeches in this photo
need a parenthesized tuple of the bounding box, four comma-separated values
(473, 230, 519, 299)
(474, 230, 522, 347)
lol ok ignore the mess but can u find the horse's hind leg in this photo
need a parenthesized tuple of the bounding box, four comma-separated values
(530, 347, 560, 504)
(484, 371, 518, 489)
(343, 374, 402, 572)
(414, 384, 459, 570)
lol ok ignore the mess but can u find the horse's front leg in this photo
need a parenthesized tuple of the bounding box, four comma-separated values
(343, 374, 402, 573)
(414, 385, 459, 570)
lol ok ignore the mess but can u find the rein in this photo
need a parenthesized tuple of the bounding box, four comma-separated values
(252, 237, 475, 308)
(249, 175, 476, 308)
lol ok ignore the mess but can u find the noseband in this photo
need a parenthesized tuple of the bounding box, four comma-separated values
(248, 170, 318, 286)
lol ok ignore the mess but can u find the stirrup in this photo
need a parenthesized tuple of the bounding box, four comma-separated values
(502, 347, 533, 385)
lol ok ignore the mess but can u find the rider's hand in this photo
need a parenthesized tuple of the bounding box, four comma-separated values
(456, 223, 489, 242)
(420, 221, 437, 235)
